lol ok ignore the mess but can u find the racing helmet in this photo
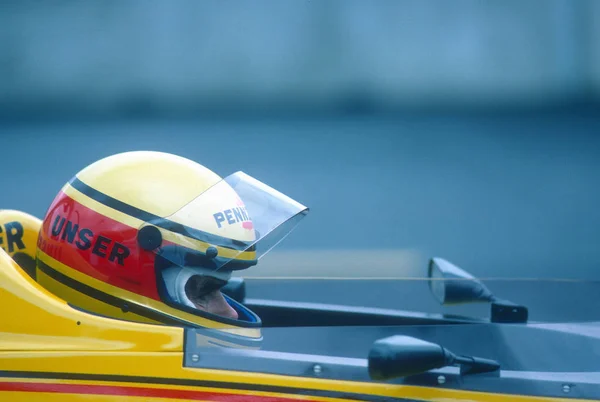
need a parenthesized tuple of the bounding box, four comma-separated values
(36, 151, 308, 341)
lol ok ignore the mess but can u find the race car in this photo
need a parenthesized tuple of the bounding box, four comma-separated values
(0, 209, 598, 401)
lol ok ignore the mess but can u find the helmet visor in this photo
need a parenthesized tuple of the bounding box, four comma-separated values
(139, 171, 308, 273)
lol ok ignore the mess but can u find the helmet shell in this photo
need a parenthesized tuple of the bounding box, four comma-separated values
(36, 151, 261, 338)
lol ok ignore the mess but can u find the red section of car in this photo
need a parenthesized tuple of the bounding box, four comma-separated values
(0, 381, 307, 401)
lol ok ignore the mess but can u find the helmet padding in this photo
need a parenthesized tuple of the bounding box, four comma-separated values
(161, 266, 232, 309)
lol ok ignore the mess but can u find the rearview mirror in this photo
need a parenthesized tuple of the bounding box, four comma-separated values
(368, 335, 500, 381)
(427, 257, 529, 323)
(368, 335, 453, 380)
(428, 257, 495, 305)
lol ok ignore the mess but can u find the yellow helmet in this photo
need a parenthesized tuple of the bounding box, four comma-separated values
(0, 209, 41, 279)
(36, 151, 308, 344)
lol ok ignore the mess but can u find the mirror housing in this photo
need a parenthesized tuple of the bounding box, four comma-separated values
(368, 335, 453, 380)
(428, 257, 528, 323)
(368, 335, 500, 381)
(428, 257, 495, 305)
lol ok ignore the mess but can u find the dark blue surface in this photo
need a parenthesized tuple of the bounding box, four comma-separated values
(2, 113, 600, 279)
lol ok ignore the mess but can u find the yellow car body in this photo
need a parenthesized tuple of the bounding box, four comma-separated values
(0, 210, 596, 401)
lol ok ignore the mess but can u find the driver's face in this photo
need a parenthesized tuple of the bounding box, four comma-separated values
(184, 275, 238, 320)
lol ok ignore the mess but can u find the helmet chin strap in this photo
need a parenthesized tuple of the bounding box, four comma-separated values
(161, 266, 232, 309)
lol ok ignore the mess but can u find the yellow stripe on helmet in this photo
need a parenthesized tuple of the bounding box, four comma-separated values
(62, 183, 257, 263)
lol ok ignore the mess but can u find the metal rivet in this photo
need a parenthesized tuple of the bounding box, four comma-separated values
(563, 384, 571, 393)
(437, 375, 446, 385)
(191, 354, 199, 363)
(313, 364, 322, 375)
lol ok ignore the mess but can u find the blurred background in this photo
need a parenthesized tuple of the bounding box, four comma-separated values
(1, 0, 599, 309)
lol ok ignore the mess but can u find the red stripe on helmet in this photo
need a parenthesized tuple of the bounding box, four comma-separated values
(38, 191, 161, 301)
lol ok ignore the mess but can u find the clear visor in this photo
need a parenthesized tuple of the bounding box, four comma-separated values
(140, 172, 308, 274)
